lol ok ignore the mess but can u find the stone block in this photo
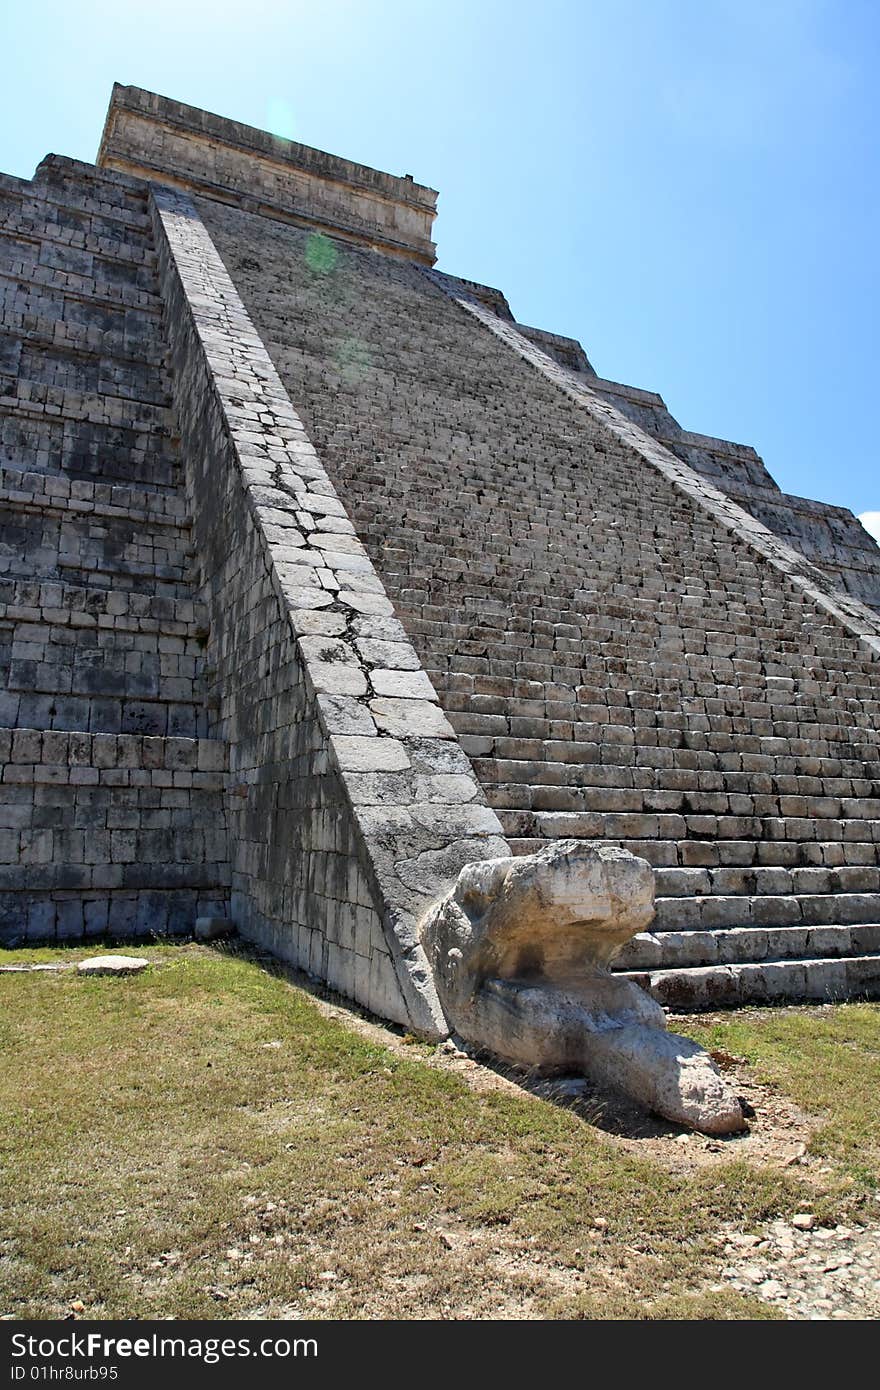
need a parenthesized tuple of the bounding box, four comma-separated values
(330, 735, 410, 772)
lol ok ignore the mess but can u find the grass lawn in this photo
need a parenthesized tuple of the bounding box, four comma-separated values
(1, 943, 878, 1320)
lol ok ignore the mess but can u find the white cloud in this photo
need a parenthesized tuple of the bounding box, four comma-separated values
(858, 512, 880, 545)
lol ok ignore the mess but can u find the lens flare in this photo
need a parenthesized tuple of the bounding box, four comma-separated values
(265, 97, 297, 142)
(305, 233, 338, 274)
(335, 335, 371, 384)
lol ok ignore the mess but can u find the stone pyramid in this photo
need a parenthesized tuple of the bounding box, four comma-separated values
(2, 83, 879, 1023)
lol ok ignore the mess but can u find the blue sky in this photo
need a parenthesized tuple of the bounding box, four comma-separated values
(2, 0, 877, 536)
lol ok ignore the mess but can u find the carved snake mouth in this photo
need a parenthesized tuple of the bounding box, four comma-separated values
(484, 975, 654, 1036)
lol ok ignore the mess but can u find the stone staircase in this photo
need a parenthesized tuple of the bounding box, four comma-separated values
(445, 656, 880, 1004)
(460, 714, 880, 1003)
(570, 379, 880, 616)
(198, 197, 880, 1007)
(0, 157, 229, 943)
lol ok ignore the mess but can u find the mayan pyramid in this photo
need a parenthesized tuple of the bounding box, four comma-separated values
(2, 83, 879, 1026)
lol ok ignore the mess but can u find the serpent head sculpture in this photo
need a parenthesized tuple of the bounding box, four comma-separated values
(421, 840, 744, 1135)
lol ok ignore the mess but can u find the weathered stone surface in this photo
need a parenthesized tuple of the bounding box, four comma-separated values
(421, 841, 744, 1134)
(370, 669, 437, 700)
(147, 184, 506, 1037)
(99, 84, 439, 265)
(201, 175, 880, 1010)
(0, 157, 230, 946)
(370, 698, 455, 739)
(194, 916, 235, 941)
(330, 735, 410, 772)
(77, 954, 149, 976)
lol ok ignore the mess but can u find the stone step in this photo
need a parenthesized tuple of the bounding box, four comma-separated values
(0, 887, 230, 945)
(614, 923, 880, 971)
(435, 653, 880, 693)
(446, 645, 880, 683)
(0, 415, 180, 490)
(447, 692, 880, 728)
(489, 761, 880, 799)
(415, 595, 858, 645)
(430, 629, 879, 673)
(482, 775, 880, 819)
(427, 583, 867, 619)
(505, 836, 880, 870)
(654, 862, 880, 897)
(653, 890, 880, 931)
(463, 735, 880, 780)
(0, 576, 207, 636)
(446, 677, 880, 709)
(497, 807, 880, 845)
(453, 713, 880, 760)
(444, 686, 878, 728)
(622, 954, 880, 1009)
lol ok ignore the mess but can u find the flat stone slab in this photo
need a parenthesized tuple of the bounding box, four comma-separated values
(76, 955, 150, 977)
(0, 963, 67, 973)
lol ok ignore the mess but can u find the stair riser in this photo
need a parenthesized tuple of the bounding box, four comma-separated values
(498, 809, 880, 845)
(653, 893, 880, 930)
(625, 956, 880, 1009)
(654, 866, 880, 895)
(616, 923, 880, 970)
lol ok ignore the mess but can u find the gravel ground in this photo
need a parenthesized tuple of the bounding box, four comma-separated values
(719, 1217, 880, 1319)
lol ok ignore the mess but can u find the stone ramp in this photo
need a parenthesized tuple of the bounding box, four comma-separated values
(0, 157, 230, 942)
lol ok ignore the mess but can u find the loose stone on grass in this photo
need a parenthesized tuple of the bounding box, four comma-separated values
(76, 955, 150, 977)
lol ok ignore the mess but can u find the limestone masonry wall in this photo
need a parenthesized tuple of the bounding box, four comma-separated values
(99, 85, 438, 266)
(0, 157, 229, 941)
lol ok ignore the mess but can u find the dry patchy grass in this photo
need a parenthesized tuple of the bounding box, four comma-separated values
(1, 944, 878, 1320)
(682, 1003, 880, 1196)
